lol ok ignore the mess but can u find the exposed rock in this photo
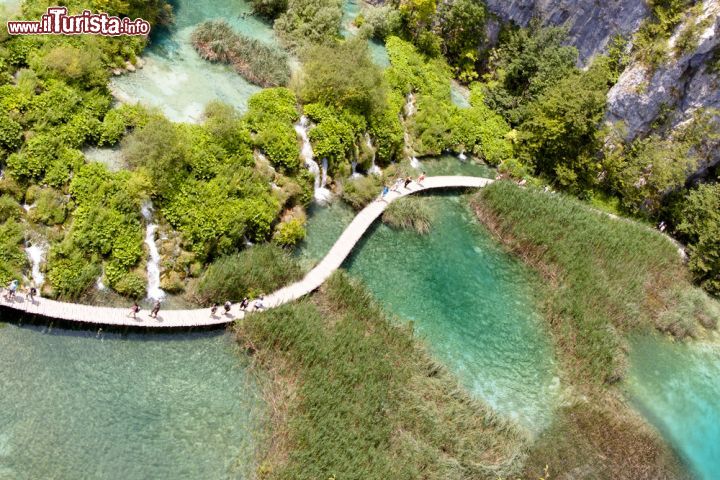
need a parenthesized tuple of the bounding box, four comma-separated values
(605, 0, 720, 141)
(483, 0, 650, 63)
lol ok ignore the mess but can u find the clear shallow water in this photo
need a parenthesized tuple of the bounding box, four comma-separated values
(0, 319, 264, 480)
(340, 0, 390, 68)
(298, 157, 557, 432)
(110, 0, 275, 122)
(626, 334, 720, 480)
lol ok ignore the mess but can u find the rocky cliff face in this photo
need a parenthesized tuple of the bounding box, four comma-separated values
(606, 0, 720, 142)
(484, 0, 650, 63)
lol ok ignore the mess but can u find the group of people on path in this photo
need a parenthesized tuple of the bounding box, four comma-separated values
(129, 300, 162, 320)
(210, 294, 265, 317)
(379, 172, 426, 202)
(126, 293, 267, 320)
(3, 280, 38, 303)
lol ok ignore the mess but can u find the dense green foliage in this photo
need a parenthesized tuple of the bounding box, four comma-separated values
(675, 183, 720, 296)
(0, 219, 26, 285)
(274, 0, 342, 50)
(194, 244, 303, 304)
(191, 20, 291, 87)
(483, 22, 578, 125)
(633, 0, 697, 66)
(239, 271, 525, 479)
(474, 182, 716, 384)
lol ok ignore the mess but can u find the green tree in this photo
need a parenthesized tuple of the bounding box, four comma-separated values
(676, 183, 720, 296)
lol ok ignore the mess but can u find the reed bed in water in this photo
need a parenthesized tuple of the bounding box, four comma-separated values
(382, 195, 433, 234)
(236, 271, 528, 480)
(191, 20, 291, 87)
(472, 180, 718, 385)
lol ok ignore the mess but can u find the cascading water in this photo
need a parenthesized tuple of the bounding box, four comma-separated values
(294, 116, 332, 204)
(458, 152, 467, 161)
(410, 156, 422, 169)
(404, 92, 416, 117)
(24, 241, 46, 290)
(141, 201, 166, 301)
(365, 134, 381, 175)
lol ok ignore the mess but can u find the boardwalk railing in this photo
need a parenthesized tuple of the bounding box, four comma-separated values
(0, 176, 493, 327)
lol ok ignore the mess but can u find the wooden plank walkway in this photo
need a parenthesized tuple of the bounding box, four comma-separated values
(0, 176, 493, 328)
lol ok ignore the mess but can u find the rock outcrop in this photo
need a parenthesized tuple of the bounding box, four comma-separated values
(483, 0, 650, 63)
(606, 0, 720, 141)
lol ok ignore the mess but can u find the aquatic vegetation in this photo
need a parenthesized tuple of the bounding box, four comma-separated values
(381, 195, 433, 234)
(238, 271, 527, 479)
(474, 181, 715, 383)
(191, 20, 291, 88)
(194, 244, 303, 304)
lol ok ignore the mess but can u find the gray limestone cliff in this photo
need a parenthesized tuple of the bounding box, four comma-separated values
(605, 0, 720, 141)
(483, 0, 650, 63)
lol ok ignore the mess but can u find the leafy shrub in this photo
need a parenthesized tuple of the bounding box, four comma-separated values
(360, 5, 402, 40)
(251, 0, 288, 18)
(26, 187, 67, 225)
(341, 175, 383, 210)
(0, 219, 26, 284)
(675, 183, 720, 296)
(0, 195, 22, 223)
(298, 38, 387, 118)
(0, 113, 23, 150)
(254, 121, 300, 172)
(46, 240, 101, 300)
(194, 244, 303, 304)
(274, 0, 342, 50)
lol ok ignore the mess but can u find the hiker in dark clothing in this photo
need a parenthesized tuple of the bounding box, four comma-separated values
(239, 297, 249, 310)
(210, 303, 219, 316)
(224, 301, 232, 314)
(404, 176, 412, 189)
(150, 301, 161, 319)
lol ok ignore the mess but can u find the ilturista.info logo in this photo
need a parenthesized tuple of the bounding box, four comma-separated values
(7, 7, 151, 36)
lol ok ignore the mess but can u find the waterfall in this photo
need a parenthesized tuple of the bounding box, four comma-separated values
(410, 156, 422, 169)
(350, 161, 363, 178)
(24, 241, 46, 290)
(365, 134, 381, 175)
(320, 158, 328, 188)
(458, 151, 467, 161)
(141, 201, 165, 301)
(404, 93, 416, 117)
(294, 116, 332, 204)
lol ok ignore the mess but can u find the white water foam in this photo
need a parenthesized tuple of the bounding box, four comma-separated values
(295, 116, 332, 204)
(24, 241, 46, 290)
(141, 201, 165, 301)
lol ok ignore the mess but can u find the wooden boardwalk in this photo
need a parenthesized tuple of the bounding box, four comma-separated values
(0, 176, 493, 328)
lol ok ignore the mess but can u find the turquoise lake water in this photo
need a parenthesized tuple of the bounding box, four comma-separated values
(0, 321, 264, 479)
(298, 157, 559, 432)
(626, 334, 720, 480)
(110, 0, 274, 122)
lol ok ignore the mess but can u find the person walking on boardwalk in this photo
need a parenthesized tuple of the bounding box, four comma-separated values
(390, 177, 403, 192)
(417, 171, 426, 187)
(129, 302, 140, 319)
(254, 295, 265, 311)
(5, 280, 18, 301)
(210, 303, 219, 316)
(150, 300, 161, 319)
(404, 176, 412, 189)
(377, 185, 390, 203)
(224, 301, 232, 315)
(240, 297, 249, 310)
(28, 286, 37, 303)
